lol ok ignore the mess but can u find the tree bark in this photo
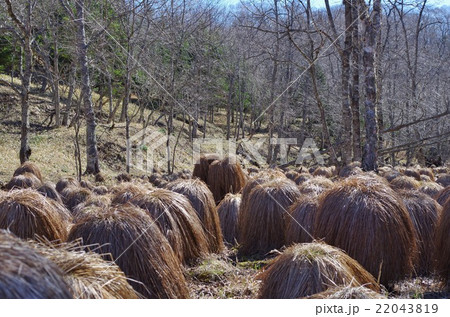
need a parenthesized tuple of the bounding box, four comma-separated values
(75, 0, 100, 174)
(351, 0, 362, 162)
(360, 0, 380, 171)
(341, 0, 353, 165)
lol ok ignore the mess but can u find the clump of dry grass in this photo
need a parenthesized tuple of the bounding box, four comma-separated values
(0, 230, 72, 299)
(0, 189, 71, 242)
(436, 174, 450, 187)
(193, 154, 221, 183)
(294, 172, 312, 185)
(258, 242, 380, 299)
(434, 199, 450, 288)
(72, 194, 112, 221)
(130, 188, 208, 264)
(418, 168, 435, 181)
(314, 176, 417, 286)
(285, 197, 318, 245)
(240, 169, 286, 217)
(307, 285, 387, 299)
(61, 186, 92, 213)
(6, 173, 41, 190)
(166, 178, 224, 253)
(68, 205, 190, 298)
(37, 182, 63, 204)
(298, 176, 334, 197)
(217, 193, 241, 245)
(110, 182, 149, 205)
(419, 182, 444, 198)
(116, 173, 132, 182)
(435, 186, 450, 206)
(390, 175, 421, 191)
(312, 166, 333, 178)
(13, 161, 43, 182)
(206, 156, 247, 204)
(92, 185, 108, 195)
(238, 178, 301, 258)
(404, 169, 421, 181)
(56, 177, 80, 193)
(399, 190, 442, 276)
(30, 240, 139, 299)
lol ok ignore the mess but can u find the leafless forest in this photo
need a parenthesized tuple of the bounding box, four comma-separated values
(0, 0, 449, 301)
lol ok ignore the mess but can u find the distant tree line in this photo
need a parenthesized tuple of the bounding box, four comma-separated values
(0, 0, 448, 174)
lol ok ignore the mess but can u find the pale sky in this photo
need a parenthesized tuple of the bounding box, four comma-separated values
(220, 0, 450, 8)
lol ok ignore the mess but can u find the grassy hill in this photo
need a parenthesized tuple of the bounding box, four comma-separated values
(0, 74, 242, 184)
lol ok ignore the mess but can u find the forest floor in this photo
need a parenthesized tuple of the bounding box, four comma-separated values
(0, 77, 448, 299)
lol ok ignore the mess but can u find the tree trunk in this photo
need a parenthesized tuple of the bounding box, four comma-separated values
(53, 30, 61, 127)
(351, 0, 362, 162)
(76, 0, 100, 174)
(20, 35, 32, 163)
(360, 0, 380, 171)
(341, 0, 353, 165)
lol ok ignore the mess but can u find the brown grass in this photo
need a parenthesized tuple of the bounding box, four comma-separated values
(56, 177, 80, 193)
(67, 205, 190, 298)
(37, 182, 63, 204)
(404, 169, 421, 181)
(116, 173, 132, 182)
(418, 168, 435, 181)
(419, 182, 444, 198)
(307, 285, 387, 299)
(0, 230, 72, 298)
(239, 169, 286, 219)
(206, 156, 247, 204)
(285, 197, 318, 245)
(257, 242, 380, 298)
(294, 172, 312, 185)
(314, 176, 417, 286)
(298, 176, 334, 197)
(72, 194, 112, 221)
(61, 186, 92, 213)
(238, 178, 301, 258)
(399, 190, 442, 276)
(166, 178, 224, 253)
(193, 154, 221, 183)
(130, 188, 208, 264)
(435, 186, 450, 206)
(434, 199, 450, 288)
(217, 193, 241, 245)
(390, 175, 421, 191)
(312, 166, 334, 178)
(5, 173, 42, 190)
(0, 189, 71, 242)
(30, 240, 139, 299)
(436, 174, 450, 187)
(92, 185, 108, 195)
(110, 182, 149, 205)
(13, 161, 43, 182)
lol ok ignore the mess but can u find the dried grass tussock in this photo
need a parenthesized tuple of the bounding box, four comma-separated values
(238, 178, 301, 258)
(217, 193, 241, 245)
(68, 206, 190, 298)
(206, 156, 247, 204)
(166, 178, 224, 253)
(30, 241, 139, 299)
(258, 242, 381, 299)
(434, 199, 450, 288)
(285, 197, 318, 245)
(314, 176, 417, 286)
(0, 230, 72, 299)
(0, 189, 70, 242)
(130, 188, 208, 264)
(399, 190, 442, 276)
